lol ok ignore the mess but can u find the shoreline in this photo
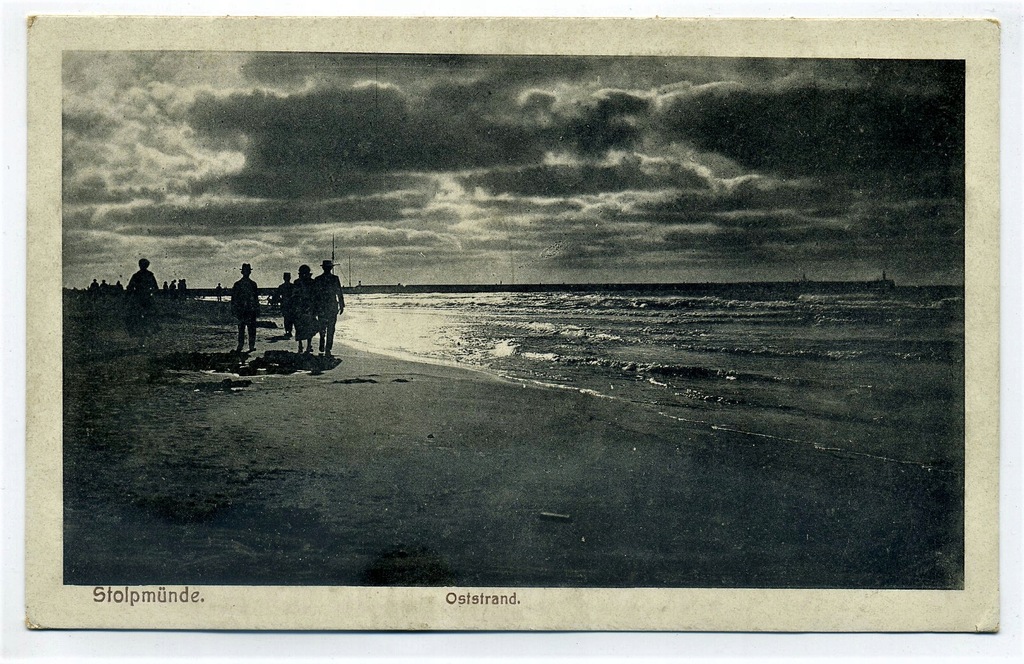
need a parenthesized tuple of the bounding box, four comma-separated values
(335, 306, 963, 476)
(62, 296, 964, 588)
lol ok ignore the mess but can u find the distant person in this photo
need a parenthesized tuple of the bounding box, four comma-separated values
(276, 272, 296, 339)
(215, 283, 223, 302)
(88, 279, 99, 298)
(314, 259, 345, 356)
(292, 265, 317, 354)
(231, 263, 259, 353)
(178, 278, 188, 299)
(163, 281, 169, 297)
(125, 258, 159, 343)
(114, 280, 123, 293)
(169, 280, 178, 300)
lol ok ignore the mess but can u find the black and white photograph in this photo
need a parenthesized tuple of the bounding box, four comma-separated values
(23, 15, 1001, 632)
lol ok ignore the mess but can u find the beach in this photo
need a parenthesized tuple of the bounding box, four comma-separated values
(62, 294, 963, 589)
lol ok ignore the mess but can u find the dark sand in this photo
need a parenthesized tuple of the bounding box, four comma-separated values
(63, 295, 963, 588)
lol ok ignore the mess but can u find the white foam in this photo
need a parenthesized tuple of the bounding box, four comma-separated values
(522, 352, 559, 362)
(490, 339, 519, 357)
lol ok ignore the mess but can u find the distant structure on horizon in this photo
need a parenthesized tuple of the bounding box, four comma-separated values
(338, 276, 898, 297)
(70, 274, 905, 299)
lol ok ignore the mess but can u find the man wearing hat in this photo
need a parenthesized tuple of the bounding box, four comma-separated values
(231, 263, 260, 352)
(124, 257, 159, 344)
(313, 259, 345, 356)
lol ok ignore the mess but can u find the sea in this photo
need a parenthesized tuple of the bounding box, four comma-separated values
(330, 286, 964, 472)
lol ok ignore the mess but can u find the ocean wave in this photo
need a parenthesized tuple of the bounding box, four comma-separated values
(489, 339, 519, 357)
(499, 320, 624, 342)
(662, 341, 954, 363)
(509, 352, 790, 387)
(521, 351, 560, 362)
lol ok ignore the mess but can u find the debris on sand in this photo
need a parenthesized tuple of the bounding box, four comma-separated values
(331, 378, 379, 385)
(539, 512, 572, 521)
(150, 351, 243, 374)
(193, 378, 252, 392)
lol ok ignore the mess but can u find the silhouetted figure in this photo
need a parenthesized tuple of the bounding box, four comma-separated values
(163, 281, 169, 297)
(215, 283, 223, 302)
(277, 272, 296, 338)
(88, 279, 99, 298)
(231, 263, 259, 352)
(292, 265, 317, 354)
(314, 259, 345, 356)
(178, 278, 188, 299)
(114, 280, 123, 293)
(125, 258, 159, 344)
(169, 280, 178, 300)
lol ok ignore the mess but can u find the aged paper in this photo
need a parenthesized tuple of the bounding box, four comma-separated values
(26, 16, 999, 631)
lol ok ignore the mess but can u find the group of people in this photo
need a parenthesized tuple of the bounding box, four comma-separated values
(161, 278, 189, 299)
(120, 257, 346, 356)
(87, 278, 124, 297)
(91, 275, 192, 300)
(231, 260, 345, 356)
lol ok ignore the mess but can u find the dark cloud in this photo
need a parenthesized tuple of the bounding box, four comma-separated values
(560, 91, 652, 155)
(188, 79, 667, 201)
(208, 169, 430, 202)
(88, 194, 431, 237)
(542, 243, 629, 269)
(857, 199, 964, 247)
(470, 197, 585, 216)
(658, 61, 963, 185)
(62, 109, 119, 139)
(654, 197, 963, 279)
(63, 175, 150, 205)
(189, 85, 549, 198)
(632, 178, 853, 226)
(520, 90, 556, 112)
(240, 52, 490, 87)
(63, 52, 967, 286)
(342, 227, 452, 249)
(464, 157, 707, 197)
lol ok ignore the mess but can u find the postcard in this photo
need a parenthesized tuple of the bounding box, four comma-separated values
(25, 15, 1000, 630)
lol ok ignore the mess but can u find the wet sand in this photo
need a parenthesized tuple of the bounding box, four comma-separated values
(63, 295, 963, 588)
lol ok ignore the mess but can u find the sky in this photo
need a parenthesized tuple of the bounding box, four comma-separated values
(62, 52, 965, 288)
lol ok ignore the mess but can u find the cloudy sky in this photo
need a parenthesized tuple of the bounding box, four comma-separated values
(62, 52, 964, 288)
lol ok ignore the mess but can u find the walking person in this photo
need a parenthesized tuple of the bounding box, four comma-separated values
(124, 258, 159, 345)
(313, 259, 345, 356)
(276, 272, 296, 338)
(292, 265, 318, 354)
(231, 263, 259, 353)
